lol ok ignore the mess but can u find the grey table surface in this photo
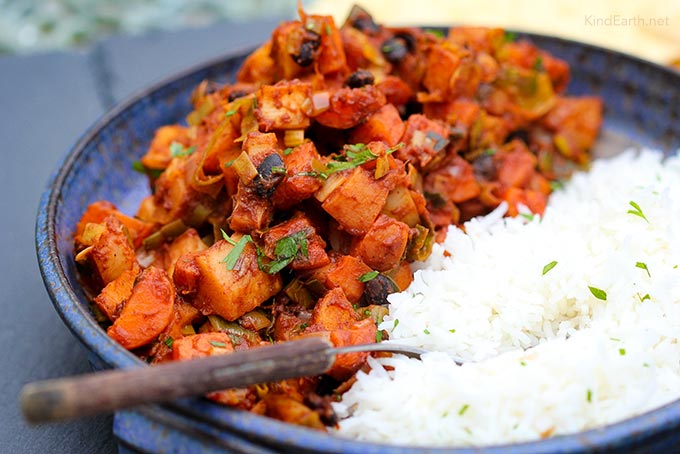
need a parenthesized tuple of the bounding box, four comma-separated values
(0, 18, 283, 453)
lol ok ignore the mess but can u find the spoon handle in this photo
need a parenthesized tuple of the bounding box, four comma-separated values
(21, 337, 335, 424)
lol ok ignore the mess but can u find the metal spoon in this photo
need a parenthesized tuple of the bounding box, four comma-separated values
(21, 337, 465, 424)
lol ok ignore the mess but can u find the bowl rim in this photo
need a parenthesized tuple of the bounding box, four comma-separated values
(35, 30, 680, 453)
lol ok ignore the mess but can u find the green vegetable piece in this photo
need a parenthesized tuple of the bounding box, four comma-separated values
(588, 286, 607, 301)
(225, 108, 238, 118)
(209, 341, 228, 348)
(542, 261, 558, 275)
(619, 348, 626, 356)
(423, 329, 430, 335)
(283, 147, 294, 156)
(357, 270, 379, 283)
(259, 230, 309, 274)
(170, 141, 196, 158)
(376, 330, 383, 342)
(458, 404, 470, 416)
(164, 337, 174, 348)
(587, 389, 593, 403)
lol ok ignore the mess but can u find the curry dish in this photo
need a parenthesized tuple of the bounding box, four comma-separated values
(73, 6, 602, 428)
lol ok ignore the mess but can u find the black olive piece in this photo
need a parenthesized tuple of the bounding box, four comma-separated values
(252, 154, 285, 198)
(505, 129, 530, 144)
(291, 31, 321, 67)
(305, 393, 339, 426)
(393, 32, 416, 51)
(381, 37, 409, 63)
(345, 69, 375, 88)
(473, 153, 497, 181)
(364, 274, 399, 306)
(347, 5, 380, 34)
(228, 89, 250, 102)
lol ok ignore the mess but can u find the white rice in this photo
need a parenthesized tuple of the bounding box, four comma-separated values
(333, 149, 680, 446)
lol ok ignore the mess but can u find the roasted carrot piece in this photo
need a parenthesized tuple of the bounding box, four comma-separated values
(140, 125, 189, 171)
(495, 140, 538, 188)
(263, 394, 325, 429)
(272, 141, 324, 209)
(328, 318, 378, 380)
(107, 266, 176, 350)
(172, 332, 234, 361)
(237, 41, 276, 84)
(314, 86, 386, 129)
(350, 214, 410, 272)
(349, 104, 405, 147)
(396, 114, 451, 169)
(424, 155, 481, 204)
(321, 167, 389, 235)
(164, 228, 208, 279)
(308, 287, 358, 331)
(75, 201, 154, 249)
(93, 264, 140, 321)
(261, 212, 330, 271)
(376, 76, 413, 110)
(255, 80, 313, 131)
(321, 255, 373, 304)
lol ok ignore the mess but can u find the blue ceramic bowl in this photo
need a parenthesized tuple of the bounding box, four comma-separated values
(37, 32, 680, 454)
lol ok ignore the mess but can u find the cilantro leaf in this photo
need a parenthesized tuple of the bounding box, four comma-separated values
(357, 270, 379, 283)
(222, 235, 253, 270)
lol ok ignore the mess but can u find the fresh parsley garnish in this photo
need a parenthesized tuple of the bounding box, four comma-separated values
(458, 404, 470, 416)
(635, 261, 651, 277)
(520, 213, 535, 221)
(627, 201, 649, 223)
(588, 286, 607, 301)
(283, 147, 294, 156)
(619, 348, 626, 356)
(221, 234, 253, 270)
(532, 56, 544, 72)
(376, 330, 383, 342)
(131, 160, 163, 178)
(587, 389, 593, 403)
(258, 230, 309, 274)
(311, 142, 404, 179)
(542, 261, 558, 275)
(170, 141, 196, 158)
(358, 270, 379, 283)
(225, 108, 238, 118)
(164, 337, 174, 348)
(504, 31, 517, 42)
(423, 329, 431, 335)
(637, 293, 651, 302)
(393, 319, 400, 329)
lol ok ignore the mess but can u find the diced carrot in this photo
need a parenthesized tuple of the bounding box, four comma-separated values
(140, 125, 189, 170)
(272, 141, 324, 209)
(314, 86, 386, 129)
(396, 114, 451, 169)
(349, 104, 405, 147)
(107, 267, 176, 350)
(255, 80, 313, 131)
(321, 167, 389, 235)
(86, 216, 138, 286)
(495, 140, 537, 188)
(308, 288, 358, 331)
(76, 201, 154, 249)
(93, 264, 140, 321)
(165, 228, 208, 279)
(261, 212, 330, 271)
(323, 255, 373, 304)
(327, 319, 378, 380)
(172, 332, 234, 361)
(351, 214, 410, 272)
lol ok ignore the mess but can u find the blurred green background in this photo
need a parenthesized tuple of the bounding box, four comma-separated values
(0, 0, 300, 55)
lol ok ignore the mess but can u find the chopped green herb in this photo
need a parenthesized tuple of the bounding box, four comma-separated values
(222, 235, 253, 270)
(675, 265, 679, 269)
(267, 334, 274, 343)
(364, 309, 371, 316)
(520, 213, 535, 221)
(164, 337, 174, 348)
(312, 142, 404, 179)
(542, 261, 558, 275)
(627, 200, 649, 223)
(325, 23, 332, 36)
(423, 329, 431, 335)
(209, 341, 228, 348)
(352, 304, 358, 310)
(610, 337, 621, 342)
(483, 148, 497, 156)
(587, 389, 593, 403)
(643, 363, 650, 367)
(549, 180, 564, 191)
(252, 96, 258, 109)
(131, 160, 163, 178)
(637, 293, 651, 302)
(381, 44, 393, 54)
(258, 230, 309, 274)
(393, 319, 400, 329)
(424, 28, 445, 38)
(225, 108, 238, 118)
(588, 286, 607, 301)
(283, 147, 294, 156)
(300, 323, 308, 330)
(376, 330, 383, 342)
(424, 191, 447, 209)
(635, 261, 651, 277)
(458, 404, 470, 416)
(224, 159, 236, 168)
(449, 328, 456, 333)
(532, 56, 544, 72)
(170, 141, 196, 158)
(270, 166, 287, 174)
(520, 361, 527, 366)
(619, 348, 626, 356)
(504, 31, 517, 42)
(358, 270, 379, 283)
(335, 394, 342, 402)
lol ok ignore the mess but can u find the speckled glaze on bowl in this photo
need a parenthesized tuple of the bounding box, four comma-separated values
(36, 32, 680, 454)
